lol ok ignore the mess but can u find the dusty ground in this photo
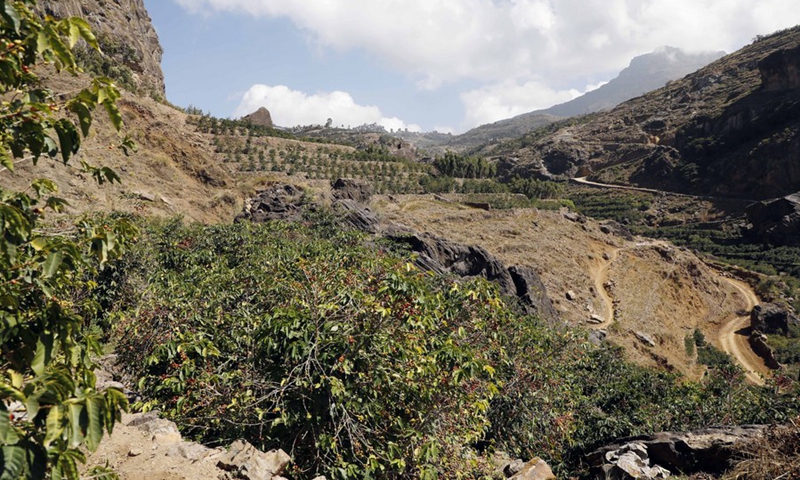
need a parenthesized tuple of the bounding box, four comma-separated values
(373, 194, 769, 380)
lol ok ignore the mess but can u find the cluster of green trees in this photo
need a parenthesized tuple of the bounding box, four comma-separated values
(432, 152, 495, 179)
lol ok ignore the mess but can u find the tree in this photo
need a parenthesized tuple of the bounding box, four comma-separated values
(0, 1, 136, 478)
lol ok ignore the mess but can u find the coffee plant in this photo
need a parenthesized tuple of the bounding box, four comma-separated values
(0, 2, 135, 478)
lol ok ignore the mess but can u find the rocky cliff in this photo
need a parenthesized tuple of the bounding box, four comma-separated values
(492, 26, 800, 200)
(38, 0, 165, 98)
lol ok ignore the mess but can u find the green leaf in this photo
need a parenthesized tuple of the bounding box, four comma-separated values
(0, 143, 12, 172)
(66, 403, 84, 448)
(103, 99, 123, 132)
(0, 404, 19, 445)
(0, 445, 25, 480)
(30, 179, 58, 198)
(44, 197, 70, 213)
(66, 101, 92, 137)
(1, 1, 20, 33)
(53, 120, 80, 164)
(44, 405, 63, 448)
(32, 335, 54, 376)
(83, 396, 104, 452)
(67, 18, 97, 50)
(42, 250, 64, 278)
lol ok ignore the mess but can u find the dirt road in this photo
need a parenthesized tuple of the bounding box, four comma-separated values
(716, 277, 771, 385)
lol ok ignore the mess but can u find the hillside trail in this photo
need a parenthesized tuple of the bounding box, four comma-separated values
(589, 240, 770, 385)
(716, 277, 771, 385)
(588, 247, 621, 328)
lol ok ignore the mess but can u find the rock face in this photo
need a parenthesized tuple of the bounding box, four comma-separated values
(490, 26, 800, 200)
(746, 193, 800, 246)
(587, 425, 767, 477)
(760, 43, 800, 91)
(236, 183, 306, 223)
(243, 107, 275, 128)
(37, 0, 165, 97)
(331, 178, 374, 203)
(750, 302, 800, 335)
(388, 232, 557, 321)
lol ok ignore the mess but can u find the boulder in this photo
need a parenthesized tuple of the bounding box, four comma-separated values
(508, 457, 556, 480)
(599, 221, 634, 241)
(217, 440, 291, 480)
(749, 332, 782, 370)
(331, 178, 374, 203)
(600, 443, 670, 479)
(236, 183, 306, 223)
(587, 425, 767, 477)
(746, 193, 800, 246)
(750, 303, 800, 336)
(509, 265, 559, 321)
(332, 199, 380, 234)
(127, 412, 182, 445)
(243, 107, 274, 128)
(635, 331, 656, 347)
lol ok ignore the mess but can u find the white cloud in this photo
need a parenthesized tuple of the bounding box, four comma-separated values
(175, 0, 800, 88)
(461, 80, 583, 129)
(234, 84, 421, 132)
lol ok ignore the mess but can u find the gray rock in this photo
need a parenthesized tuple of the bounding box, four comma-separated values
(589, 314, 605, 324)
(217, 440, 291, 480)
(331, 178, 374, 203)
(750, 303, 799, 336)
(243, 107, 274, 128)
(509, 266, 559, 321)
(502, 458, 527, 477)
(127, 412, 182, 445)
(236, 183, 306, 223)
(635, 331, 656, 347)
(566, 290, 578, 301)
(588, 425, 768, 476)
(746, 193, 800, 246)
(508, 457, 556, 479)
(589, 329, 608, 345)
(332, 199, 380, 234)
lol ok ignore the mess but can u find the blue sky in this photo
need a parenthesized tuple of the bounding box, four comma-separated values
(143, 0, 800, 133)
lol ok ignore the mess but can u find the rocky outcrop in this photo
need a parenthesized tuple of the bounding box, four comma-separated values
(37, 0, 165, 97)
(243, 107, 275, 128)
(746, 193, 800, 246)
(749, 332, 782, 370)
(750, 302, 800, 335)
(488, 26, 800, 200)
(332, 199, 380, 233)
(217, 440, 291, 480)
(759, 44, 800, 91)
(509, 266, 558, 319)
(236, 183, 306, 223)
(387, 232, 557, 322)
(331, 178, 374, 203)
(587, 425, 767, 477)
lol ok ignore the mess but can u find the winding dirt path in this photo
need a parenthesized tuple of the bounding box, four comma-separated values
(587, 240, 770, 384)
(588, 247, 621, 328)
(716, 277, 771, 385)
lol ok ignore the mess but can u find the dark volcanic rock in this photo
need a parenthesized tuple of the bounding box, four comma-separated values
(388, 232, 558, 323)
(759, 43, 800, 91)
(332, 199, 380, 233)
(749, 332, 782, 369)
(746, 193, 800, 246)
(236, 183, 305, 223)
(750, 302, 800, 336)
(242, 107, 274, 128)
(332, 178, 374, 203)
(509, 266, 558, 319)
(587, 425, 767, 477)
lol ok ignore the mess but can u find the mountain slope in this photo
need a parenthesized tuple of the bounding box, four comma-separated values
(432, 47, 724, 152)
(492, 26, 800, 200)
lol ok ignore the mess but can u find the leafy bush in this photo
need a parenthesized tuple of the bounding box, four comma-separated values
(109, 218, 800, 479)
(0, 2, 135, 478)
